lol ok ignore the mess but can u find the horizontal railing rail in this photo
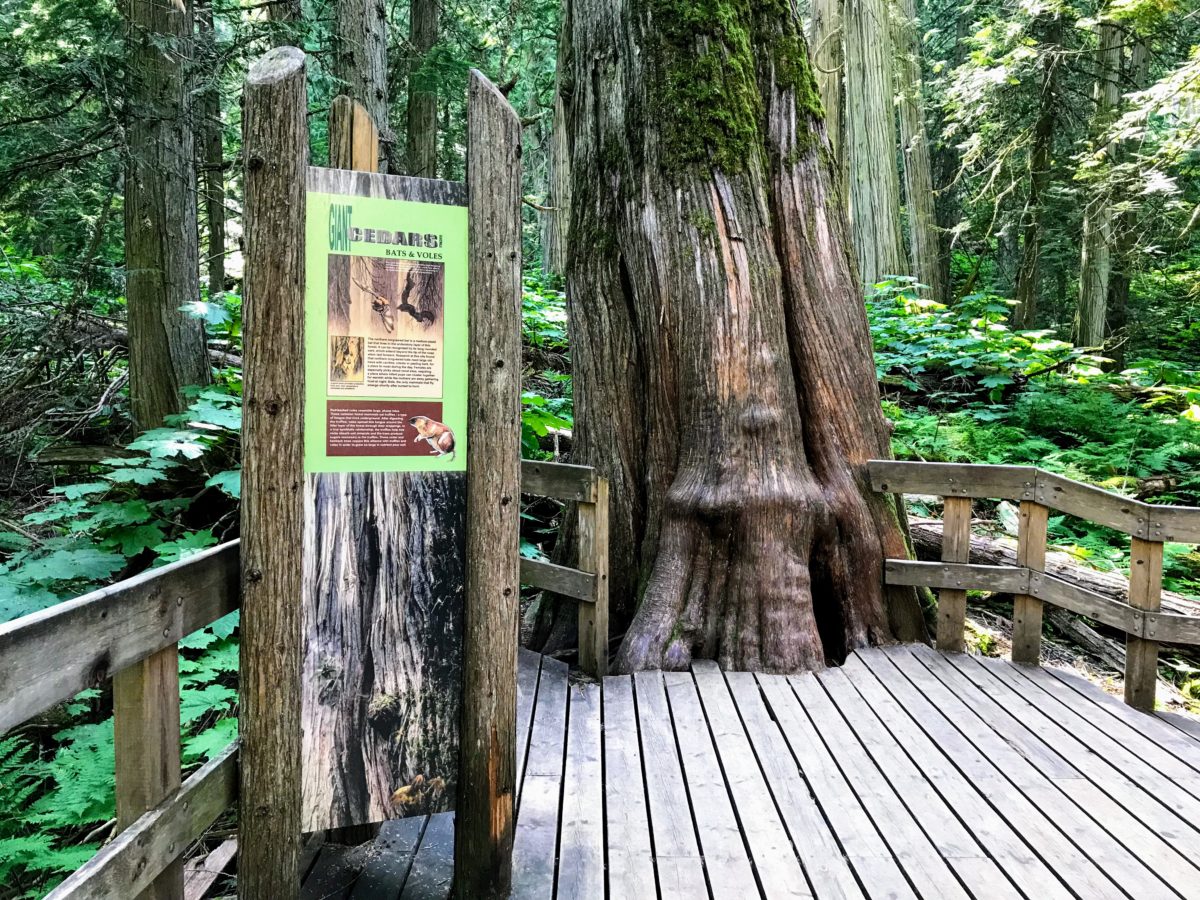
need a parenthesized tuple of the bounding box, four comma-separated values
(870, 460, 1200, 711)
(1, 459, 609, 896)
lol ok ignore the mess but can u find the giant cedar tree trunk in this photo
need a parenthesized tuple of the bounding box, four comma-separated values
(844, 0, 907, 285)
(1075, 20, 1121, 346)
(894, 0, 943, 304)
(542, 0, 572, 276)
(565, 0, 925, 673)
(125, 0, 210, 429)
(405, 0, 439, 178)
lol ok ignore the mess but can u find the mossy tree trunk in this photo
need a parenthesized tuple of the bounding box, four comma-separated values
(808, 0, 845, 201)
(564, 0, 925, 673)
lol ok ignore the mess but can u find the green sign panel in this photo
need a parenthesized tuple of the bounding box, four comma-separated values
(304, 189, 469, 473)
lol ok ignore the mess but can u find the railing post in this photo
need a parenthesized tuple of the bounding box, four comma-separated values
(456, 69, 523, 900)
(239, 46, 308, 899)
(936, 497, 972, 653)
(1012, 500, 1049, 664)
(1125, 537, 1163, 711)
(577, 477, 610, 677)
(113, 645, 182, 900)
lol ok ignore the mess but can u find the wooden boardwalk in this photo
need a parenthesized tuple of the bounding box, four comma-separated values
(301, 645, 1200, 900)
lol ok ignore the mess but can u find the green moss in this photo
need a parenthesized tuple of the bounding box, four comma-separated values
(688, 210, 718, 240)
(645, 0, 825, 176)
(647, 0, 763, 174)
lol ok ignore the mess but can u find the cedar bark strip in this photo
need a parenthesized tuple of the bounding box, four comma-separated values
(542, 0, 572, 275)
(125, 0, 210, 428)
(565, 0, 924, 674)
(301, 165, 467, 831)
(808, 0, 844, 184)
(239, 45, 308, 900)
(455, 70, 523, 899)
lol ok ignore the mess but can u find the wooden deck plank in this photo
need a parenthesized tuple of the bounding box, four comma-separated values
(602, 675, 657, 900)
(754, 673, 919, 900)
(936, 652, 1200, 893)
(1159, 710, 1200, 746)
(348, 816, 427, 899)
(838, 654, 1073, 900)
(787, 672, 972, 900)
(515, 649, 543, 809)
(511, 655, 569, 900)
(633, 670, 709, 899)
(301, 844, 368, 900)
(660, 670, 762, 899)
(1032, 663, 1200, 777)
(879, 646, 1168, 898)
(397, 812, 454, 900)
(816, 665, 1030, 900)
(691, 662, 813, 899)
(557, 681, 605, 900)
(722, 671, 867, 900)
(859, 647, 1144, 898)
(970, 655, 1200, 817)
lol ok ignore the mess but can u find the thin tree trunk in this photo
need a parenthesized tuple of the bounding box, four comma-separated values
(1074, 20, 1122, 346)
(1107, 36, 1149, 365)
(196, 0, 225, 299)
(933, 8, 968, 297)
(405, 0, 439, 177)
(808, 0, 845, 198)
(1013, 18, 1061, 330)
(543, 0, 572, 276)
(565, 0, 924, 674)
(335, 0, 389, 170)
(894, 0, 943, 303)
(125, 0, 210, 429)
(845, 0, 907, 285)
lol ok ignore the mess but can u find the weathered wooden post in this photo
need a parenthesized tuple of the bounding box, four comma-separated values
(1125, 537, 1164, 710)
(936, 497, 972, 653)
(455, 70, 523, 898)
(239, 46, 308, 899)
(1011, 500, 1049, 664)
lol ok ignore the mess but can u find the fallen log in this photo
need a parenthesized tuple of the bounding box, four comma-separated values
(908, 519, 1200, 618)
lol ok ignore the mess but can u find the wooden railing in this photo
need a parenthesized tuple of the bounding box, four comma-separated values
(519, 460, 611, 676)
(0, 459, 607, 897)
(870, 460, 1200, 711)
(0, 541, 241, 898)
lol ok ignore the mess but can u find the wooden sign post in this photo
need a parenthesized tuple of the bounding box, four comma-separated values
(240, 49, 522, 897)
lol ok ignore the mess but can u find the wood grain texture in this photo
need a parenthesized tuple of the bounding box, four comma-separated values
(576, 478, 609, 676)
(113, 644, 183, 899)
(239, 46, 308, 900)
(303, 131, 468, 833)
(1126, 537, 1164, 711)
(46, 743, 238, 900)
(519, 459, 597, 502)
(455, 69, 523, 899)
(0, 540, 238, 733)
(1012, 501, 1049, 664)
(519, 557, 596, 601)
(936, 496, 972, 652)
